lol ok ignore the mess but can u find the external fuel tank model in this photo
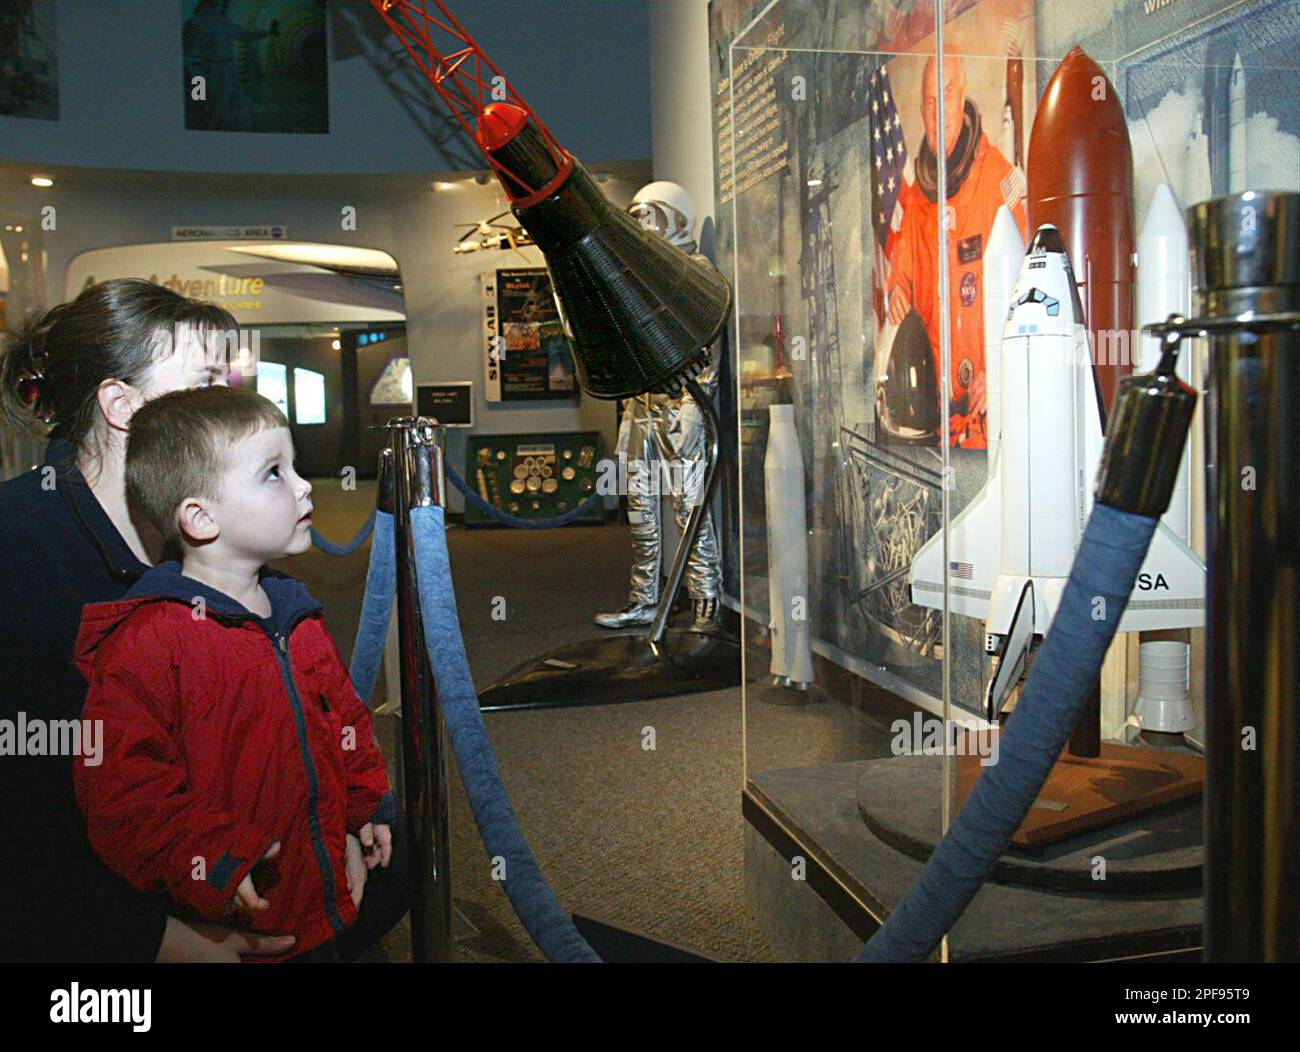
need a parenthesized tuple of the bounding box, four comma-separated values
(1027, 46, 1136, 413)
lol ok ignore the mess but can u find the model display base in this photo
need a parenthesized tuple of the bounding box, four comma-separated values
(475, 628, 741, 711)
(954, 731, 1205, 849)
(856, 752, 1201, 893)
(747, 761, 1202, 962)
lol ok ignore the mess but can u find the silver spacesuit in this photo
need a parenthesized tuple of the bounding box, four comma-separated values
(594, 181, 722, 631)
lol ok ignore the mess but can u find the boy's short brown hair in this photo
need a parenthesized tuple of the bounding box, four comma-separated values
(126, 385, 288, 552)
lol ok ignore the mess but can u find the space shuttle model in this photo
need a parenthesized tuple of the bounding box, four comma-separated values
(909, 224, 1205, 718)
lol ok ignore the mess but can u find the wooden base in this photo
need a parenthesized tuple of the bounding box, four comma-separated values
(955, 732, 1204, 851)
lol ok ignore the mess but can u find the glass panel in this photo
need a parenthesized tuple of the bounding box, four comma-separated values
(730, 0, 957, 964)
(730, 0, 1300, 964)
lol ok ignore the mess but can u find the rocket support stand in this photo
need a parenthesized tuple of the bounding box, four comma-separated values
(648, 375, 721, 646)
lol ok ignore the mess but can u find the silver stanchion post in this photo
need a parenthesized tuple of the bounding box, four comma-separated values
(386, 417, 453, 963)
(1186, 193, 1300, 962)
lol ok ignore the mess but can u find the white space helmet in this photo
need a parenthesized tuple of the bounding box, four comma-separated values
(629, 181, 697, 249)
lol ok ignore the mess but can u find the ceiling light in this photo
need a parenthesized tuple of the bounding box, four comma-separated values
(30, 175, 54, 188)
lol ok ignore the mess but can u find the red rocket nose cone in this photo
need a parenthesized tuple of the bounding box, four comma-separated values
(477, 103, 529, 151)
(1039, 47, 1106, 117)
(1055, 45, 1102, 81)
(1029, 45, 1130, 200)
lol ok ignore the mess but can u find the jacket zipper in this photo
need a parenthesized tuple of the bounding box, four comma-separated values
(269, 626, 348, 937)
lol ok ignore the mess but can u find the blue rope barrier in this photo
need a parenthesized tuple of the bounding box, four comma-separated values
(444, 461, 606, 530)
(410, 504, 601, 963)
(348, 509, 394, 705)
(311, 508, 378, 556)
(857, 503, 1160, 962)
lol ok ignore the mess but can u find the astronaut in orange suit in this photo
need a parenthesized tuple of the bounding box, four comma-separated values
(885, 54, 1028, 448)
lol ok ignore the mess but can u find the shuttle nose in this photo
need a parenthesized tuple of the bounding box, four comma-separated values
(1027, 225, 1068, 255)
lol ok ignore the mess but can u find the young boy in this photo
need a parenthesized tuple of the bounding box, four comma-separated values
(73, 385, 397, 962)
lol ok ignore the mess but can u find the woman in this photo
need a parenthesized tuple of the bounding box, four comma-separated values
(0, 279, 380, 962)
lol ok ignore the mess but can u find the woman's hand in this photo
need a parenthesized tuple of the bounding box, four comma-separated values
(345, 832, 367, 909)
(358, 822, 393, 869)
(154, 915, 296, 963)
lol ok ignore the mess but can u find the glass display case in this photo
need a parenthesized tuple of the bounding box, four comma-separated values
(716, 0, 1300, 961)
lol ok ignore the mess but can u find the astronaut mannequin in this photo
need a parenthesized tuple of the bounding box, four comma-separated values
(594, 181, 722, 631)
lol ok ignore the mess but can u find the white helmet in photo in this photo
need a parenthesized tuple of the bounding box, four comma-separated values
(629, 180, 697, 251)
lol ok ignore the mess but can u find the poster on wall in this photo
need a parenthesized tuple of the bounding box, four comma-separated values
(0, 2, 59, 120)
(481, 268, 578, 402)
(714, 0, 1032, 708)
(182, 0, 328, 133)
(1121, 0, 1300, 222)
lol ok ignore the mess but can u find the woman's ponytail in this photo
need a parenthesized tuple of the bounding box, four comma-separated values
(0, 304, 68, 434)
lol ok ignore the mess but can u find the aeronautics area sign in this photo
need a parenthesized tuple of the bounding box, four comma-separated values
(171, 225, 288, 241)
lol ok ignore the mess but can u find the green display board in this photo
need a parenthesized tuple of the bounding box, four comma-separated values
(464, 431, 605, 526)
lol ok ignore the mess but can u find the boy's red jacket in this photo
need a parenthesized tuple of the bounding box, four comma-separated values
(72, 561, 396, 961)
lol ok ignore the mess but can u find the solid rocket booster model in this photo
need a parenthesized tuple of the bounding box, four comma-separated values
(982, 205, 1026, 466)
(1027, 46, 1135, 414)
(765, 403, 814, 689)
(1133, 182, 1197, 735)
(909, 225, 1205, 718)
(1136, 183, 1193, 542)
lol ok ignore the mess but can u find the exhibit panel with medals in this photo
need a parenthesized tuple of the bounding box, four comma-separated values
(719, 0, 1300, 962)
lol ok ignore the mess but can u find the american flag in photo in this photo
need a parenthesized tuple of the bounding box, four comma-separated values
(949, 561, 975, 581)
(867, 66, 908, 251)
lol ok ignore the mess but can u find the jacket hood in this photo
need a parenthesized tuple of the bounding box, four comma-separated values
(75, 561, 323, 677)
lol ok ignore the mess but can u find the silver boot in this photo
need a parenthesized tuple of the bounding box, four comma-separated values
(594, 603, 658, 629)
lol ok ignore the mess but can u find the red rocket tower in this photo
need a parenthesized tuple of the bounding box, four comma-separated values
(371, 0, 572, 204)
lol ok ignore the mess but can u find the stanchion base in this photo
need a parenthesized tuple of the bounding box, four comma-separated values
(476, 629, 741, 711)
(572, 913, 717, 962)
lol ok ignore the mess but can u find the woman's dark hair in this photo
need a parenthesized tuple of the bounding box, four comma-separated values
(0, 278, 238, 452)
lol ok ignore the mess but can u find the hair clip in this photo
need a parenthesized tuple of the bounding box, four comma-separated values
(16, 350, 54, 423)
